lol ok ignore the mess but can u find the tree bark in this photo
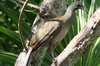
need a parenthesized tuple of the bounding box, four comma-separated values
(51, 7, 100, 66)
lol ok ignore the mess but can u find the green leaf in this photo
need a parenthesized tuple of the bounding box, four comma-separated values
(0, 50, 18, 65)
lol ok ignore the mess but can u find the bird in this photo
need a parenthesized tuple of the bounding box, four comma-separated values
(29, 1, 84, 59)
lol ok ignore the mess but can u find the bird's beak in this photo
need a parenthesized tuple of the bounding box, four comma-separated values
(80, 7, 85, 10)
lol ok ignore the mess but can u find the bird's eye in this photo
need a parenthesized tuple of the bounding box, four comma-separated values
(77, 4, 82, 7)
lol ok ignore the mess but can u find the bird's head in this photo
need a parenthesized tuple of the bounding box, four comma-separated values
(68, 1, 84, 11)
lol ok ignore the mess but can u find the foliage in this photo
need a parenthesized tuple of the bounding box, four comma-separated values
(0, 0, 100, 66)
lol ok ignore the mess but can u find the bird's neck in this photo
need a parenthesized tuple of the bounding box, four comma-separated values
(62, 9, 75, 23)
(51, 9, 75, 23)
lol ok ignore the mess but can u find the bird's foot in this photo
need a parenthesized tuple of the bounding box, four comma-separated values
(49, 50, 58, 66)
(53, 58, 58, 66)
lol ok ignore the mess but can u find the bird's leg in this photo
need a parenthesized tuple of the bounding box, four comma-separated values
(49, 50, 56, 62)
(49, 50, 58, 66)
(50, 50, 55, 60)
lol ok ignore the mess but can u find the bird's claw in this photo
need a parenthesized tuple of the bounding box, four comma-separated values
(53, 58, 58, 66)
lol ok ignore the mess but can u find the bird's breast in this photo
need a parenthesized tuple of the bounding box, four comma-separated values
(53, 24, 68, 43)
(50, 23, 70, 50)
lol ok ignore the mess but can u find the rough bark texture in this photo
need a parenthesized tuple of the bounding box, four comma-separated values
(15, 0, 67, 66)
(51, 8, 100, 66)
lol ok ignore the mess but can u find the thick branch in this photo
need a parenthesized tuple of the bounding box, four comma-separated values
(51, 8, 100, 66)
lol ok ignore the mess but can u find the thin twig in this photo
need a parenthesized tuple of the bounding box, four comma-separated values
(16, 0, 40, 11)
(18, 0, 29, 52)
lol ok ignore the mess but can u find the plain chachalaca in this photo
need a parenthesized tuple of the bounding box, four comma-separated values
(29, 1, 84, 58)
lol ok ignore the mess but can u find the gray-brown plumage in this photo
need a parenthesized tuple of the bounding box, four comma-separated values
(29, 1, 84, 53)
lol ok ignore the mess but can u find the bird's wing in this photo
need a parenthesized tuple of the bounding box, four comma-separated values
(29, 21, 62, 51)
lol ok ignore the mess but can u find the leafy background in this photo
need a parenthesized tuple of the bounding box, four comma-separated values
(0, 0, 100, 66)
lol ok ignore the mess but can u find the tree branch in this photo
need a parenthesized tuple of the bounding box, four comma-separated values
(16, 0, 40, 11)
(51, 7, 100, 66)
